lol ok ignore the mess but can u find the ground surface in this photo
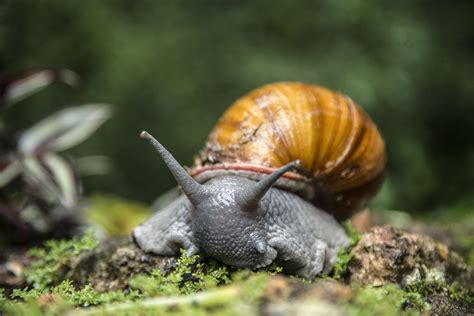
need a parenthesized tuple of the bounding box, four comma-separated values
(0, 212, 473, 315)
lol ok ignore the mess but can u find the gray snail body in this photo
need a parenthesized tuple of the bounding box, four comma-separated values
(133, 82, 386, 279)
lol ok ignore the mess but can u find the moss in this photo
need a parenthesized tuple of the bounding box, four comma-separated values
(402, 291, 431, 311)
(128, 249, 232, 297)
(262, 262, 283, 275)
(404, 268, 473, 305)
(10, 287, 44, 301)
(345, 284, 430, 316)
(232, 270, 271, 303)
(79, 272, 268, 315)
(25, 229, 99, 290)
(0, 288, 6, 307)
(332, 222, 361, 279)
(1, 249, 272, 315)
(8, 279, 141, 308)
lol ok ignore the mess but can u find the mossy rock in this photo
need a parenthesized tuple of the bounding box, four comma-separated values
(347, 225, 472, 289)
(66, 238, 177, 291)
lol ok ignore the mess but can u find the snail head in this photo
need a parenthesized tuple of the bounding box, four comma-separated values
(140, 130, 299, 268)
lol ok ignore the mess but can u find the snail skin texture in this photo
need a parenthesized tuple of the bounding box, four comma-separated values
(133, 82, 386, 279)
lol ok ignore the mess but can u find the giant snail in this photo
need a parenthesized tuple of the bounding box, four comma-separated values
(133, 82, 386, 279)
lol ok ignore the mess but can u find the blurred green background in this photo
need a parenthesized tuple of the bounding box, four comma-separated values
(1, 0, 473, 214)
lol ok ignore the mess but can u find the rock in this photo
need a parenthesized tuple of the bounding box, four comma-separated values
(66, 237, 177, 291)
(0, 251, 30, 292)
(428, 295, 474, 316)
(347, 225, 473, 289)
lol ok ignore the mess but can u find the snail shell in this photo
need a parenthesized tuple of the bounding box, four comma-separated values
(192, 82, 386, 219)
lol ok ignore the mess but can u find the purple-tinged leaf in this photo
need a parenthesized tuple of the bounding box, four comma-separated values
(22, 154, 79, 209)
(42, 153, 78, 209)
(23, 156, 60, 204)
(0, 69, 79, 107)
(19, 104, 111, 155)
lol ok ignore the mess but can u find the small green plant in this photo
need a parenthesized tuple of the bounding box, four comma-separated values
(25, 229, 99, 290)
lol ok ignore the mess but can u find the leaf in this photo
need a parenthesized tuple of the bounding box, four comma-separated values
(42, 153, 78, 209)
(22, 154, 79, 209)
(0, 69, 79, 106)
(23, 156, 61, 204)
(0, 158, 21, 188)
(19, 104, 111, 155)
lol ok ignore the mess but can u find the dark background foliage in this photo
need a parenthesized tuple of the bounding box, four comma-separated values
(1, 0, 473, 214)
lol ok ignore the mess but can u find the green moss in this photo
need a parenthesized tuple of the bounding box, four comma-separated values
(1, 249, 272, 315)
(234, 270, 270, 303)
(0, 288, 6, 307)
(402, 291, 431, 311)
(128, 249, 232, 297)
(404, 268, 473, 304)
(9, 279, 141, 308)
(263, 262, 283, 275)
(332, 251, 353, 279)
(25, 229, 99, 291)
(52, 280, 141, 307)
(78, 272, 268, 316)
(10, 287, 44, 301)
(332, 222, 361, 279)
(345, 284, 430, 316)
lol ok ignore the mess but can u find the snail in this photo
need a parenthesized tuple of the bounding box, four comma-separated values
(133, 82, 386, 279)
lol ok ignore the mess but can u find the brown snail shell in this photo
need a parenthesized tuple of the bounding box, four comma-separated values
(192, 82, 386, 220)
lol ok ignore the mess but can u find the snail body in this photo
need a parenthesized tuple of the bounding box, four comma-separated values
(133, 82, 386, 279)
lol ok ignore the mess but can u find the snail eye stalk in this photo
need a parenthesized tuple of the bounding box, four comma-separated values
(140, 131, 208, 206)
(237, 160, 300, 212)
